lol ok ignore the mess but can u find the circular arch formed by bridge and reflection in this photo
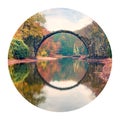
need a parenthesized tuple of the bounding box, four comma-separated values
(35, 30, 89, 56)
(35, 30, 89, 90)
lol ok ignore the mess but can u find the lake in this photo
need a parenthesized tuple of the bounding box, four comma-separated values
(9, 58, 107, 112)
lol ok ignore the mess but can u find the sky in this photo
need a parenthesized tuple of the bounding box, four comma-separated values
(42, 8, 93, 31)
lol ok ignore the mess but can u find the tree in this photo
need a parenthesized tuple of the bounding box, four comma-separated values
(14, 13, 46, 39)
(73, 44, 80, 56)
(37, 35, 61, 57)
(75, 21, 112, 58)
(9, 39, 29, 59)
(13, 13, 46, 58)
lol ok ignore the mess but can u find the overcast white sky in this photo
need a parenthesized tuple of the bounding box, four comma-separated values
(42, 8, 93, 31)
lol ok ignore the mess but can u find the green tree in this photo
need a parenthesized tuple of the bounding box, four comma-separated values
(9, 39, 29, 59)
(53, 33, 87, 56)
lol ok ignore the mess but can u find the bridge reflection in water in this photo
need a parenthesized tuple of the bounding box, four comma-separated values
(36, 58, 89, 90)
(9, 57, 106, 111)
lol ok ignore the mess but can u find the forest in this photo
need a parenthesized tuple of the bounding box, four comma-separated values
(38, 32, 88, 57)
(8, 13, 46, 59)
(75, 21, 112, 58)
(8, 13, 112, 60)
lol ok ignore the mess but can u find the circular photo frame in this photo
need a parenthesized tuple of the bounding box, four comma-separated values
(8, 8, 112, 112)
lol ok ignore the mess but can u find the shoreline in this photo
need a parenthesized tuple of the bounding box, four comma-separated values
(86, 58, 112, 64)
(8, 57, 58, 66)
(8, 58, 37, 66)
(8, 57, 112, 65)
(8, 57, 112, 82)
(36, 56, 58, 61)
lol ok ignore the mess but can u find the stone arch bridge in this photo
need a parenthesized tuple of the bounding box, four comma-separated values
(34, 30, 92, 57)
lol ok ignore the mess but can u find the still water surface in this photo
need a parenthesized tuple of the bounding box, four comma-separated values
(9, 58, 106, 111)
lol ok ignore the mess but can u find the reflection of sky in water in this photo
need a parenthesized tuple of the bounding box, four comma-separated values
(49, 80, 78, 88)
(35, 81, 95, 112)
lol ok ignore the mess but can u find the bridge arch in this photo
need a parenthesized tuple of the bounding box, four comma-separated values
(35, 30, 89, 56)
(36, 63, 89, 90)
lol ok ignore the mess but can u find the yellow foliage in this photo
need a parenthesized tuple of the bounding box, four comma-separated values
(13, 13, 46, 40)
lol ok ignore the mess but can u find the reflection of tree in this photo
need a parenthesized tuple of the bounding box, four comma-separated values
(54, 58, 88, 81)
(37, 58, 88, 82)
(24, 63, 44, 85)
(9, 63, 46, 106)
(37, 61, 48, 70)
(37, 60, 60, 82)
(15, 81, 45, 105)
(9, 63, 29, 82)
(81, 63, 106, 96)
(73, 60, 79, 72)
